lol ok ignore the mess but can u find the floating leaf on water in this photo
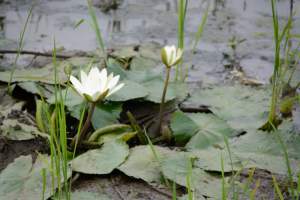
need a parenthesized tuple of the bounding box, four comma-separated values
(170, 111, 199, 145)
(0, 57, 91, 84)
(107, 79, 148, 101)
(72, 140, 129, 174)
(118, 145, 176, 183)
(17, 82, 55, 99)
(161, 152, 224, 199)
(185, 85, 270, 131)
(144, 78, 188, 103)
(185, 113, 236, 150)
(0, 154, 71, 200)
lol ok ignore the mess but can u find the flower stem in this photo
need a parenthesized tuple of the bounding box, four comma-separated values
(158, 67, 171, 134)
(71, 102, 96, 147)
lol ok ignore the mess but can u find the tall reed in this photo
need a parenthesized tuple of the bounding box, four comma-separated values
(176, 0, 188, 81)
(261, 0, 293, 131)
(8, 5, 34, 94)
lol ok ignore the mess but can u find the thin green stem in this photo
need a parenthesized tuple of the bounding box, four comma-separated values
(72, 102, 96, 147)
(158, 67, 171, 133)
(8, 5, 34, 94)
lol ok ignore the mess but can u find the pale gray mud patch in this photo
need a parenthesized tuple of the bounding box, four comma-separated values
(72, 173, 176, 200)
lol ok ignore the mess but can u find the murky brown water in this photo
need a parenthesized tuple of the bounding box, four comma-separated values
(0, 0, 299, 85)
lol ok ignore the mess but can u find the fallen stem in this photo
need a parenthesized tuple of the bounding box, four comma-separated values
(126, 111, 147, 144)
(0, 49, 77, 59)
(88, 124, 131, 142)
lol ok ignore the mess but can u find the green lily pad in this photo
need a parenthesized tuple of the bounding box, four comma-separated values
(189, 121, 300, 176)
(185, 113, 236, 150)
(130, 56, 158, 71)
(118, 145, 176, 183)
(0, 57, 91, 84)
(58, 100, 122, 136)
(47, 88, 83, 107)
(0, 155, 71, 200)
(17, 82, 55, 99)
(143, 78, 188, 103)
(170, 111, 199, 145)
(191, 148, 243, 173)
(91, 102, 123, 129)
(107, 79, 148, 101)
(161, 153, 224, 199)
(185, 85, 270, 131)
(72, 140, 129, 174)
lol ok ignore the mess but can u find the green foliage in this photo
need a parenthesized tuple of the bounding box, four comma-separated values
(0, 155, 71, 200)
(118, 145, 175, 183)
(186, 85, 270, 131)
(72, 140, 129, 174)
(170, 111, 199, 145)
(186, 113, 236, 150)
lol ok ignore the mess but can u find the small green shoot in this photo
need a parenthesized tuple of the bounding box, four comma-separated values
(87, 0, 106, 60)
(8, 5, 34, 94)
(272, 175, 284, 200)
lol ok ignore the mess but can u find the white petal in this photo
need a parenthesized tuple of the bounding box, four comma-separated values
(89, 67, 100, 78)
(99, 68, 108, 92)
(80, 70, 88, 86)
(107, 75, 120, 90)
(70, 75, 84, 95)
(107, 83, 124, 97)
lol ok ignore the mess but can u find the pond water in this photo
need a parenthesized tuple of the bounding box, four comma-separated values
(0, 0, 299, 84)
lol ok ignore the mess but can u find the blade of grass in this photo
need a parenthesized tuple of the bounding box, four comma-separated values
(176, 0, 188, 81)
(270, 122, 295, 199)
(186, 157, 193, 200)
(192, 2, 209, 54)
(8, 5, 34, 94)
(221, 153, 227, 200)
(172, 181, 177, 200)
(223, 135, 236, 199)
(144, 129, 170, 187)
(87, 0, 106, 61)
(272, 175, 284, 200)
(249, 179, 260, 200)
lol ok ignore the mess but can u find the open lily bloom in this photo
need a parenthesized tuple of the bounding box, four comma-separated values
(70, 67, 124, 102)
(161, 45, 183, 67)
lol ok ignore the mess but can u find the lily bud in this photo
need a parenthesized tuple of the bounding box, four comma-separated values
(161, 45, 183, 68)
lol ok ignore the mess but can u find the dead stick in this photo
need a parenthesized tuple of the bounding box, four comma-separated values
(0, 49, 76, 59)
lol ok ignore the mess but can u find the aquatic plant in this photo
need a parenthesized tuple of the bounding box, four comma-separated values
(70, 67, 124, 146)
(158, 45, 182, 135)
(260, 0, 293, 131)
(176, 0, 188, 81)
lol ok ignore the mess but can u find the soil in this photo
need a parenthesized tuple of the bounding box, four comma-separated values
(0, 137, 48, 171)
(72, 172, 178, 200)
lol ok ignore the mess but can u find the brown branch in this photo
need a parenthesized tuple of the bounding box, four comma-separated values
(0, 49, 88, 59)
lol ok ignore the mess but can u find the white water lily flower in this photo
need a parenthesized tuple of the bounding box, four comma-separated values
(70, 67, 124, 102)
(161, 45, 183, 67)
